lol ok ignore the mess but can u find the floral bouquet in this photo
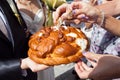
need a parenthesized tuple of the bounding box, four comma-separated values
(42, 0, 66, 26)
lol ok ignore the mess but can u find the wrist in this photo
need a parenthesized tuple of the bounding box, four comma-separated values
(96, 9, 105, 26)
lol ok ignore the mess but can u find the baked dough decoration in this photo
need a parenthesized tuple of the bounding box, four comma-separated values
(28, 26, 89, 66)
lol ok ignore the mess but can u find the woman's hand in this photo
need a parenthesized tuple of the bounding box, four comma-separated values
(53, 1, 104, 28)
(21, 58, 49, 72)
(75, 52, 120, 80)
(53, 3, 70, 23)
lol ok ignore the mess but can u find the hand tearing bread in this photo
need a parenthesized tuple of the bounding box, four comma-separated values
(28, 26, 89, 66)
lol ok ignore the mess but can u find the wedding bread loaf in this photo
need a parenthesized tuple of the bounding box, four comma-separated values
(28, 26, 89, 66)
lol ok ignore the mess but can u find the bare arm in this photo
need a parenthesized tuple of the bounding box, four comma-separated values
(102, 15, 120, 36)
(95, 0, 120, 16)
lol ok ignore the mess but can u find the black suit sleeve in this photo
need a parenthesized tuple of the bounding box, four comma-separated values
(0, 59, 23, 80)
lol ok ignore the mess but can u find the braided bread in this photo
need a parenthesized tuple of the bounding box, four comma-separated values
(28, 26, 89, 66)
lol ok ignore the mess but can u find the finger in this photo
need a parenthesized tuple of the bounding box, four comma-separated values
(81, 61, 92, 71)
(90, 0, 97, 5)
(53, 3, 69, 23)
(72, 9, 86, 17)
(26, 58, 49, 72)
(53, 12, 58, 23)
(75, 61, 91, 79)
(60, 4, 78, 20)
(75, 61, 83, 72)
(71, 1, 83, 9)
(30, 64, 49, 72)
(80, 64, 85, 72)
(71, 2, 99, 17)
(34, 64, 49, 72)
(71, 1, 90, 14)
(56, 3, 68, 16)
(62, 18, 81, 25)
(61, 11, 82, 24)
(77, 14, 86, 19)
(83, 52, 103, 61)
(87, 59, 97, 67)
(77, 61, 85, 72)
(61, 12, 71, 20)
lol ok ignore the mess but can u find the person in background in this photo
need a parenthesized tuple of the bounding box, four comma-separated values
(15, 0, 46, 34)
(53, 0, 120, 80)
(15, 0, 55, 80)
(0, 0, 49, 80)
(69, 1, 120, 79)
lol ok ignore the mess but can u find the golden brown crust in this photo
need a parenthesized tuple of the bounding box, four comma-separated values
(28, 26, 89, 66)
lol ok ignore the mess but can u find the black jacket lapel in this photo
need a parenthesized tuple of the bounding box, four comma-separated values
(0, 30, 10, 42)
(0, 0, 27, 48)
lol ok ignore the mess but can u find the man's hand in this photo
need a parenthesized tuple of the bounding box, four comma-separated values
(21, 58, 49, 72)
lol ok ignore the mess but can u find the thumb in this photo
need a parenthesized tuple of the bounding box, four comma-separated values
(53, 11, 58, 24)
(83, 51, 103, 61)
